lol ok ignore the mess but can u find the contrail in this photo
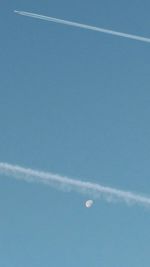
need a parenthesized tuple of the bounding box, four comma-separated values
(14, 10, 150, 44)
(0, 162, 150, 208)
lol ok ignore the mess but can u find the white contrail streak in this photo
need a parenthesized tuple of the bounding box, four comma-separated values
(14, 10, 150, 44)
(0, 162, 150, 208)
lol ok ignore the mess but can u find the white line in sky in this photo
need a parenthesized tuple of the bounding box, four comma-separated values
(0, 162, 150, 208)
(14, 10, 150, 44)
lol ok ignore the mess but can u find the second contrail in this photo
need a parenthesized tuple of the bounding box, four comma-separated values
(0, 162, 150, 208)
(14, 10, 150, 44)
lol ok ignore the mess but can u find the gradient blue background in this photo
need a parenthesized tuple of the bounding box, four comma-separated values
(0, 1, 150, 266)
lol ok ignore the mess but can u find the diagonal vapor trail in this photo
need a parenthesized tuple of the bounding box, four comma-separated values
(0, 162, 150, 208)
(14, 10, 150, 44)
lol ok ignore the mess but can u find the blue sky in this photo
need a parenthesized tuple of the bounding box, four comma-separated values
(1, 0, 150, 266)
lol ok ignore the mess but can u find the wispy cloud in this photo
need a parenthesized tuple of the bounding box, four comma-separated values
(0, 162, 150, 208)
(14, 10, 150, 44)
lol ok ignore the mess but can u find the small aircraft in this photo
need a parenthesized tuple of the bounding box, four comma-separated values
(85, 200, 93, 208)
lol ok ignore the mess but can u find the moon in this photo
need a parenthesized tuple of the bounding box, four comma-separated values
(85, 200, 93, 208)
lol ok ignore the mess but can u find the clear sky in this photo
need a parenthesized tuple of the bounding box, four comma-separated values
(1, 0, 150, 266)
